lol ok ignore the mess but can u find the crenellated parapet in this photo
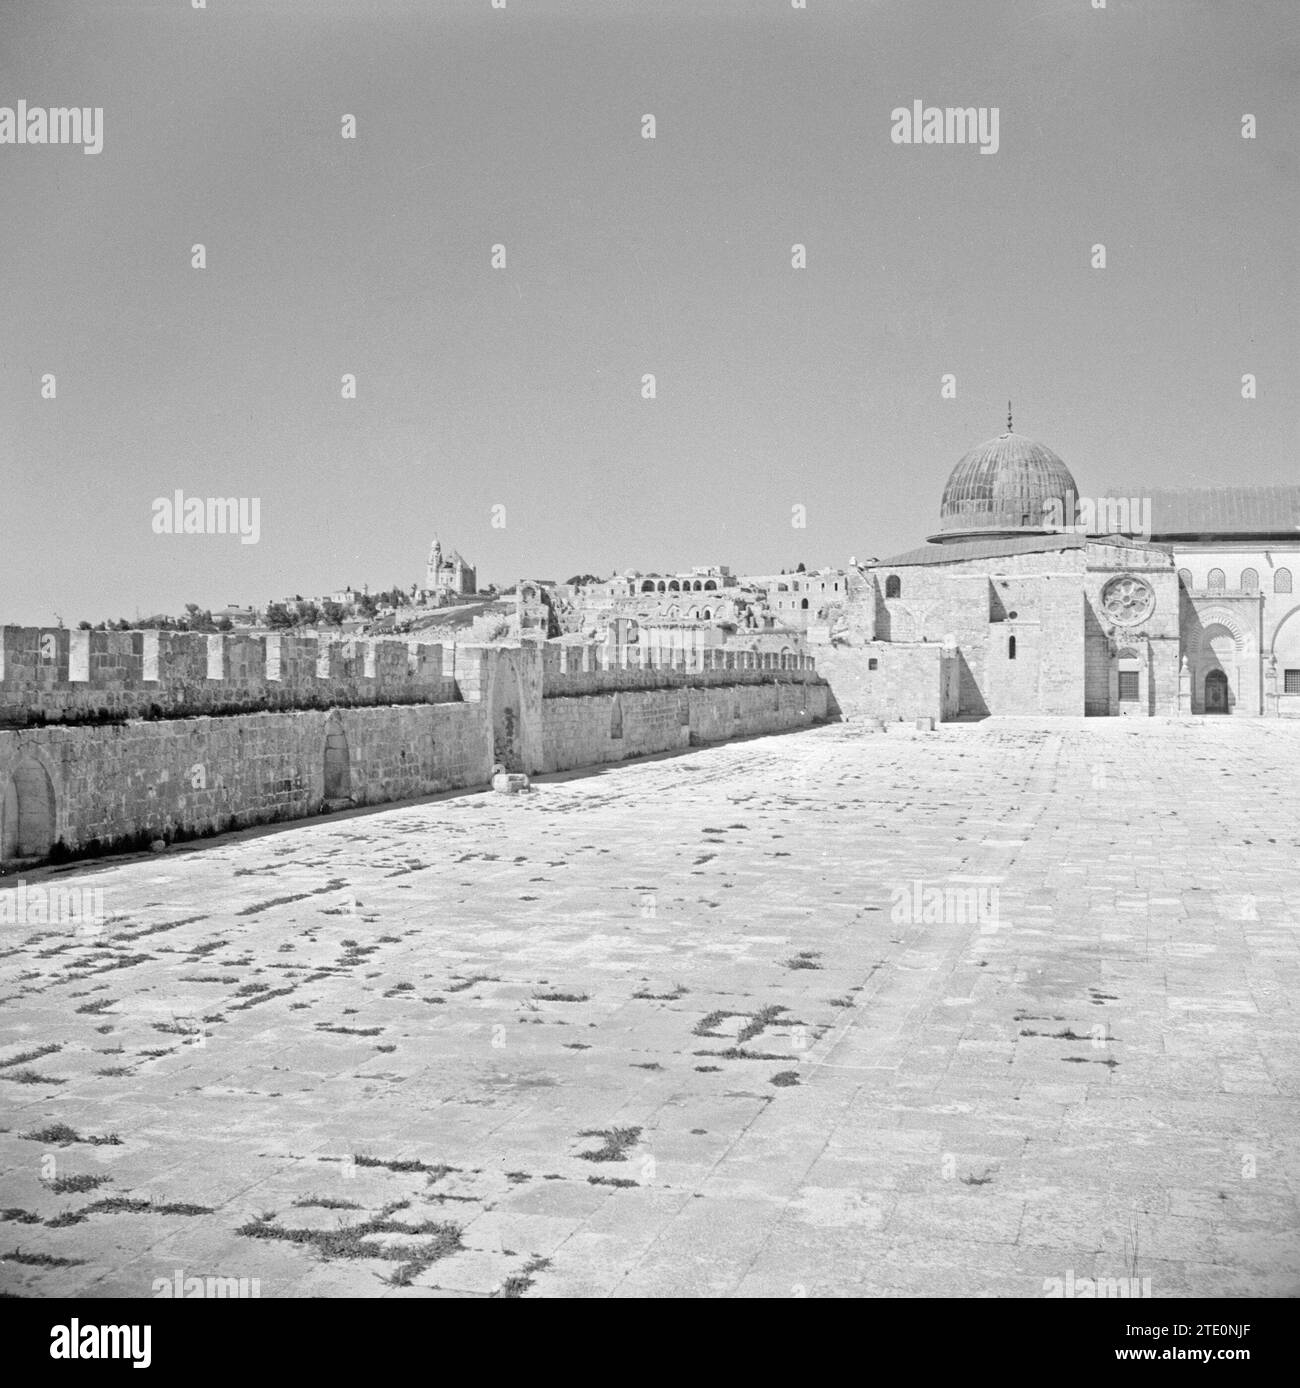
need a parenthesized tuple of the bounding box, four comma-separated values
(0, 626, 460, 724)
(539, 640, 821, 698)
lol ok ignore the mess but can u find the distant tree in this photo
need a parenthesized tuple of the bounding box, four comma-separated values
(296, 601, 321, 627)
(265, 602, 294, 629)
(565, 573, 602, 588)
(181, 602, 217, 632)
(214, 615, 233, 632)
(321, 600, 344, 626)
(77, 620, 93, 630)
(356, 593, 378, 618)
(796, 561, 806, 572)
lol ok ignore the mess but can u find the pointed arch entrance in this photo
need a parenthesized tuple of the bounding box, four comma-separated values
(1, 757, 57, 861)
(1204, 669, 1229, 713)
(323, 717, 352, 803)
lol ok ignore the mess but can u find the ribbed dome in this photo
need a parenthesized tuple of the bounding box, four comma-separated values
(936, 431, 1077, 539)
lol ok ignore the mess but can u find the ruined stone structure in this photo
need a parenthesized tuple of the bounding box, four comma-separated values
(0, 627, 826, 867)
(743, 569, 852, 632)
(828, 423, 1300, 721)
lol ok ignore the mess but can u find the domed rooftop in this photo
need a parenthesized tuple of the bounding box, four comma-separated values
(933, 422, 1077, 542)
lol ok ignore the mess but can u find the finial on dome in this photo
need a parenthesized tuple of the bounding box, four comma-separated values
(1007, 400, 1013, 433)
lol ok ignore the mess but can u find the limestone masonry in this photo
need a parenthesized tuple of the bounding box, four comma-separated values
(0, 628, 826, 866)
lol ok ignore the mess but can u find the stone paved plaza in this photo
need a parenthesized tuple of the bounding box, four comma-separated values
(1, 718, 1298, 1298)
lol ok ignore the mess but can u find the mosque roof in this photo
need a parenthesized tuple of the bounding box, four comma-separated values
(876, 534, 1170, 568)
(1098, 485, 1300, 539)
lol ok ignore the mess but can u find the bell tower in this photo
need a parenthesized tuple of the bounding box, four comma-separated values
(426, 536, 442, 591)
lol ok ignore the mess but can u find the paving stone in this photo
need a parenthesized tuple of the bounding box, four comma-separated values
(1, 719, 1297, 1296)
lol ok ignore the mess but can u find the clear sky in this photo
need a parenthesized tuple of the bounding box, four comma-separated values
(1, 0, 1296, 625)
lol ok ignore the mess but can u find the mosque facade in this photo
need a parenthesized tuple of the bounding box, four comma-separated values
(849, 421, 1300, 720)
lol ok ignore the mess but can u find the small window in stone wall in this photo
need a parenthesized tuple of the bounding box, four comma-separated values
(1276, 569, 1293, 594)
(1241, 568, 1259, 594)
(885, 575, 901, 599)
(1008, 635, 1016, 660)
(1118, 671, 1140, 701)
(1178, 569, 1192, 589)
(610, 695, 623, 739)
(1207, 568, 1225, 591)
(868, 658, 878, 671)
(1285, 670, 1300, 695)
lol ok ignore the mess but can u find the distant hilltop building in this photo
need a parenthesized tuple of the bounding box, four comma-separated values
(424, 537, 477, 605)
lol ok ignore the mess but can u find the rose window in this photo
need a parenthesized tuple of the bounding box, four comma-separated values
(1101, 575, 1155, 626)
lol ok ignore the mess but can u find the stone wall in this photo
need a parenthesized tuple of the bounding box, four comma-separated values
(0, 627, 456, 725)
(541, 680, 829, 773)
(0, 701, 489, 859)
(0, 640, 829, 865)
(812, 645, 948, 722)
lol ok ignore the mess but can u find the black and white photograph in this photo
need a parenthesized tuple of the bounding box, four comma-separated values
(0, 0, 1296, 1345)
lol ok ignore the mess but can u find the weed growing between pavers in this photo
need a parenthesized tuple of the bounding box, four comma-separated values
(697, 1047, 789, 1062)
(1, 1069, 65, 1085)
(1, 1249, 85, 1268)
(692, 1010, 737, 1037)
(45, 1174, 112, 1195)
(737, 1005, 787, 1043)
(353, 1155, 462, 1181)
(494, 1256, 551, 1298)
(237, 1203, 464, 1282)
(21, 1123, 121, 1147)
(81, 1198, 214, 1216)
(45, 1211, 88, 1227)
(769, 1071, 800, 1087)
(0, 1043, 63, 1068)
(445, 974, 498, 993)
(1, 1209, 43, 1225)
(576, 1127, 642, 1162)
(534, 990, 589, 1003)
